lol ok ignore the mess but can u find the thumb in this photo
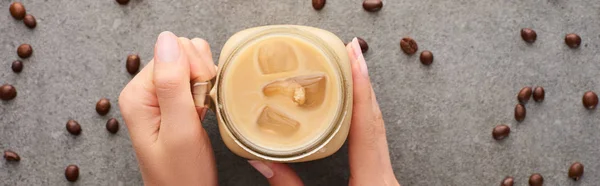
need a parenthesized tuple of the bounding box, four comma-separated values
(248, 161, 304, 186)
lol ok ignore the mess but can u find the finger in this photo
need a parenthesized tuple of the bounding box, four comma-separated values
(152, 31, 202, 140)
(119, 59, 160, 146)
(248, 161, 304, 186)
(190, 38, 217, 82)
(345, 38, 396, 185)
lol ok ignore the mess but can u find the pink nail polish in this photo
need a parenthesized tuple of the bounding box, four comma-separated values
(156, 31, 180, 63)
(351, 38, 369, 78)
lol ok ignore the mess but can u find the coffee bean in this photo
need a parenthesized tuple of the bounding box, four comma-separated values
(12, 60, 23, 73)
(65, 165, 79, 182)
(17, 44, 32, 58)
(3, 150, 20, 162)
(529, 173, 543, 186)
(565, 33, 581, 48)
(66, 120, 81, 135)
(501, 176, 514, 186)
(515, 104, 526, 122)
(533, 87, 545, 102)
(492, 124, 510, 140)
(9, 2, 26, 20)
(312, 0, 326, 10)
(0, 84, 17, 101)
(126, 54, 141, 75)
(116, 0, 130, 5)
(517, 87, 532, 103)
(582, 91, 598, 109)
(521, 28, 537, 43)
(419, 50, 434, 65)
(400, 37, 418, 55)
(106, 118, 119, 134)
(362, 0, 383, 12)
(568, 162, 584, 181)
(96, 98, 111, 115)
(357, 37, 368, 53)
(23, 14, 36, 28)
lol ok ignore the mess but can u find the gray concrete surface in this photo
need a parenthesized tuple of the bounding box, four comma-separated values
(2, 0, 600, 185)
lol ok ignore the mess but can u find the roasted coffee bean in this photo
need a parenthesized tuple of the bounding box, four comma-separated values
(66, 120, 81, 135)
(565, 33, 581, 48)
(312, 0, 325, 10)
(515, 104, 526, 122)
(23, 14, 36, 28)
(96, 98, 111, 115)
(357, 37, 368, 53)
(521, 28, 537, 43)
(9, 2, 26, 20)
(492, 124, 510, 140)
(126, 54, 141, 75)
(3, 150, 20, 162)
(0, 84, 17, 101)
(116, 0, 130, 5)
(17, 44, 32, 58)
(400, 37, 418, 55)
(501, 176, 514, 186)
(420, 50, 434, 65)
(65, 165, 79, 182)
(362, 0, 383, 12)
(106, 118, 119, 134)
(529, 173, 543, 186)
(11, 60, 23, 73)
(533, 87, 545, 102)
(518, 87, 532, 103)
(568, 162, 584, 181)
(582, 91, 598, 109)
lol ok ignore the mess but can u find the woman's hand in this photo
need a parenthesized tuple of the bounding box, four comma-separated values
(119, 31, 218, 186)
(248, 38, 400, 186)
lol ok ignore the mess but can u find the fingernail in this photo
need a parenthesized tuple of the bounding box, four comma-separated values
(351, 38, 369, 78)
(156, 31, 180, 63)
(248, 160, 274, 179)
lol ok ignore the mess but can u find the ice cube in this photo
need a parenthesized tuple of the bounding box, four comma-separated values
(263, 74, 327, 107)
(257, 40, 299, 74)
(257, 106, 300, 135)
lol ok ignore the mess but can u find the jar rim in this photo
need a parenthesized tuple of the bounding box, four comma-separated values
(216, 26, 349, 160)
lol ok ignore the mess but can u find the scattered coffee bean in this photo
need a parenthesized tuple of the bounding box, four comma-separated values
(126, 54, 141, 75)
(568, 162, 584, 181)
(420, 50, 434, 65)
(501, 176, 514, 186)
(565, 33, 581, 48)
(17, 44, 33, 58)
(106, 118, 119, 134)
(9, 2, 26, 20)
(582, 91, 598, 109)
(312, 0, 326, 10)
(400, 37, 418, 55)
(517, 87, 532, 103)
(23, 14, 36, 28)
(492, 124, 510, 140)
(3, 150, 20, 162)
(116, 0, 130, 5)
(521, 28, 537, 43)
(11, 60, 23, 73)
(0, 84, 17, 101)
(66, 120, 82, 135)
(65, 165, 79, 182)
(533, 87, 545, 102)
(96, 98, 111, 115)
(356, 37, 368, 53)
(529, 173, 543, 186)
(514, 103, 526, 122)
(362, 0, 383, 12)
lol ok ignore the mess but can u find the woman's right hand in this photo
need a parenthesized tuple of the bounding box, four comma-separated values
(248, 38, 400, 186)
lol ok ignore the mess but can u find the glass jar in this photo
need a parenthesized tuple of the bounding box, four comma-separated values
(194, 25, 352, 162)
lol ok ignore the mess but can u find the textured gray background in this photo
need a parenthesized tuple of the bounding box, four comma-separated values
(1, 0, 600, 185)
